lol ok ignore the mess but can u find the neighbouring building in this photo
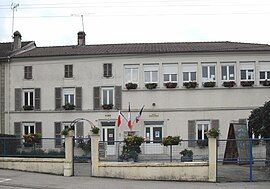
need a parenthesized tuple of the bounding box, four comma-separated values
(0, 31, 36, 134)
(3, 31, 270, 155)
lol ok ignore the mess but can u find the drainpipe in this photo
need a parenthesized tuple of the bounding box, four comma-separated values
(7, 56, 10, 134)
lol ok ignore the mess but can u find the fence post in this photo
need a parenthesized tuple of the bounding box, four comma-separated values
(64, 130, 74, 177)
(208, 137, 217, 182)
(249, 138, 253, 182)
(90, 133, 100, 176)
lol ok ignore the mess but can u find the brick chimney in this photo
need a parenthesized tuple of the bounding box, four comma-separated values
(13, 31, 22, 50)
(77, 31, 86, 46)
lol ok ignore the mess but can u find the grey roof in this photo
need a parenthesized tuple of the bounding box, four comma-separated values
(14, 41, 270, 58)
(0, 41, 34, 58)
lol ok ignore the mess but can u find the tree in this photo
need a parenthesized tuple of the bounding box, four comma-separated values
(248, 101, 270, 166)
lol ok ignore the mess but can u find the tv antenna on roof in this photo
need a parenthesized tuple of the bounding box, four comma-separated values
(71, 13, 94, 32)
(11, 3, 19, 37)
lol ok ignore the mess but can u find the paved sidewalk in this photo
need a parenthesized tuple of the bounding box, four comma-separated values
(0, 169, 269, 189)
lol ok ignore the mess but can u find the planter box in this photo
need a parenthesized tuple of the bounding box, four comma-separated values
(203, 81, 216, 88)
(145, 83, 157, 90)
(241, 81, 254, 87)
(181, 155, 193, 162)
(63, 104, 76, 110)
(183, 82, 197, 89)
(102, 104, 113, 110)
(125, 83, 138, 90)
(260, 80, 270, 86)
(222, 81, 236, 88)
(23, 105, 34, 111)
(164, 82, 177, 88)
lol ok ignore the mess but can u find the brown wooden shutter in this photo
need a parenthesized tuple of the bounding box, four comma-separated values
(55, 87, 62, 110)
(108, 64, 112, 77)
(64, 65, 68, 78)
(93, 87, 100, 110)
(103, 64, 107, 77)
(55, 122, 62, 148)
(34, 88, 41, 111)
(76, 87, 82, 110)
(76, 122, 84, 138)
(35, 122, 42, 147)
(15, 88, 22, 111)
(14, 122, 21, 138)
(115, 86, 122, 110)
(188, 120, 196, 147)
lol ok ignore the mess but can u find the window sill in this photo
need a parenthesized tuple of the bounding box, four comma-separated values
(63, 77, 75, 80)
(102, 76, 114, 79)
(23, 78, 34, 81)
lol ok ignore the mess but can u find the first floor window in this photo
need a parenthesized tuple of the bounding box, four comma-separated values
(64, 65, 73, 78)
(124, 66, 139, 83)
(23, 89, 34, 107)
(221, 64, 235, 81)
(23, 123, 35, 135)
(102, 87, 114, 105)
(182, 64, 197, 82)
(241, 69, 254, 80)
(202, 64, 215, 82)
(103, 63, 112, 77)
(196, 121, 209, 140)
(163, 64, 178, 83)
(63, 88, 75, 105)
(144, 65, 158, 83)
(260, 71, 270, 80)
(24, 66, 32, 79)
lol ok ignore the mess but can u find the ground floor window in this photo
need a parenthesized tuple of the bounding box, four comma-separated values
(23, 123, 35, 135)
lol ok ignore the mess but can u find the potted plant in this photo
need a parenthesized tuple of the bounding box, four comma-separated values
(102, 104, 113, 110)
(241, 81, 254, 87)
(91, 126, 100, 134)
(206, 128, 220, 138)
(180, 149, 193, 162)
(63, 103, 76, 110)
(161, 136, 181, 146)
(119, 135, 144, 162)
(23, 105, 34, 110)
(23, 133, 42, 148)
(61, 127, 73, 136)
(222, 81, 236, 88)
(183, 81, 197, 89)
(125, 82, 138, 90)
(260, 80, 270, 86)
(164, 82, 177, 88)
(203, 81, 216, 88)
(145, 83, 157, 89)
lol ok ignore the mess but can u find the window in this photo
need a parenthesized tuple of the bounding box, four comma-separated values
(196, 121, 209, 140)
(240, 62, 254, 81)
(24, 66, 32, 79)
(124, 65, 139, 83)
(182, 64, 197, 82)
(64, 65, 73, 78)
(23, 123, 35, 135)
(144, 65, 158, 83)
(63, 88, 75, 105)
(163, 64, 178, 83)
(221, 64, 235, 81)
(23, 89, 34, 107)
(202, 64, 215, 82)
(103, 63, 112, 77)
(102, 87, 114, 105)
(259, 62, 270, 81)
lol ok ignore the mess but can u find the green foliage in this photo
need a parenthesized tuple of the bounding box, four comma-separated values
(183, 81, 198, 89)
(203, 81, 216, 88)
(161, 136, 181, 146)
(145, 83, 157, 89)
(125, 82, 138, 90)
(77, 139, 91, 153)
(222, 81, 236, 88)
(119, 135, 144, 162)
(61, 127, 73, 136)
(91, 127, 100, 134)
(23, 133, 42, 144)
(206, 128, 220, 138)
(63, 103, 76, 110)
(248, 101, 270, 138)
(180, 149, 193, 157)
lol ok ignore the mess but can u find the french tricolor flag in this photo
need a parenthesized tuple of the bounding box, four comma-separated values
(128, 103, 132, 129)
(117, 110, 122, 127)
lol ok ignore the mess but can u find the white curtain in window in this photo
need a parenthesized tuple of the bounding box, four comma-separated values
(259, 62, 270, 71)
(163, 64, 178, 74)
(182, 64, 197, 72)
(240, 62, 255, 70)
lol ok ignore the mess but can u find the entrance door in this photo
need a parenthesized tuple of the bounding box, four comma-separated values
(145, 126, 163, 154)
(102, 127, 116, 155)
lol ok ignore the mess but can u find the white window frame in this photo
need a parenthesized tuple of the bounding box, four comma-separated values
(163, 63, 178, 83)
(144, 64, 159, 83)
(23, 122, 35, 135)
(196, 121, 210, 140)
(23, 89, 35, 106)
(101, 87, 114, 105)
(63, 88, 75, 105)
(221, 63, 235, 81)
(240, 62, 255, 81)
(259, 62, 270, 81)
(202, 63, 216, 82)
(124, 65, 139, 84)
(182, 64, 197, 82)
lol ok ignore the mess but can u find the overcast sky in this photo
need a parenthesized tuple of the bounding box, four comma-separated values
(0, 0, 270, 46)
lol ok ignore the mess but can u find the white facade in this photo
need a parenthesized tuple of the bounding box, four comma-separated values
(4, 51, 270, 152)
